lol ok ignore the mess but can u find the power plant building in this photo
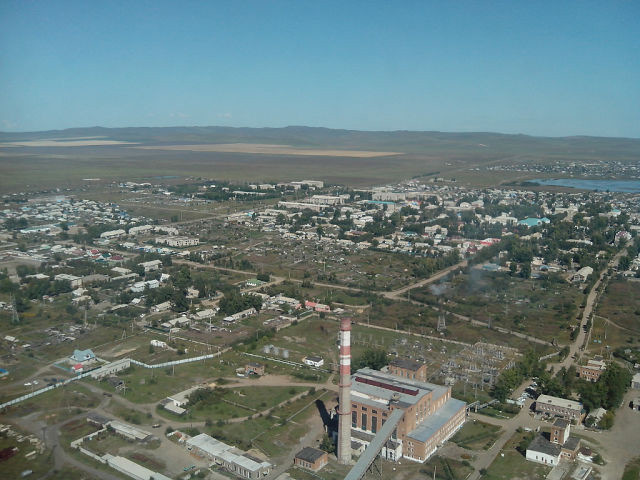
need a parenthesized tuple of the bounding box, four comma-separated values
(346, 367, 466, 463)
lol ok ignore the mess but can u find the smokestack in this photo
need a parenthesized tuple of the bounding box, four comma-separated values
(337, 317, 352, 464)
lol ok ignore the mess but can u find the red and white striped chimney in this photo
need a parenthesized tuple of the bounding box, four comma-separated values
(337, 317, 352, 463)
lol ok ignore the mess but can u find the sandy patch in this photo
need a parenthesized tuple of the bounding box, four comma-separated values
(135, 143, 402, 157)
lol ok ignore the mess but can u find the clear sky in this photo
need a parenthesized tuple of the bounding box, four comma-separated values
(1, 1, 639, 137)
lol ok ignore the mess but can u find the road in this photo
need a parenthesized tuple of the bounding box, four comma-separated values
(465, 382, 640, 480)
(549, 249, 626, 373)
(383, 259, 468, 299)
(11, 399, 122, 480)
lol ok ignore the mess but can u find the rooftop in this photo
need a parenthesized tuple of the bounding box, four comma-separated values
(527, 434, 562, 457)
(407, 398, 466, 443)
(389, 357, 424, 371)
(295, 447, 326, 463)
(536, 394, 583, 411)
(553, 418, 569, 428)
(351, 368, 449, 408)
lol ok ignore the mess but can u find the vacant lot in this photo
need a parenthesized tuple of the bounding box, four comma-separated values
(596, 279, 640, 333)
(483, 431, 551, 480)
(451, 420, 502, 450)
(136, 143, 402, 157)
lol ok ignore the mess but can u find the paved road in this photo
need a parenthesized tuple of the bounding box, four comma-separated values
(465, 384, 640, 480)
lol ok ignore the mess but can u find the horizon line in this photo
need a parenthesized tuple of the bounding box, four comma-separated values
(1, 124, 639, 141)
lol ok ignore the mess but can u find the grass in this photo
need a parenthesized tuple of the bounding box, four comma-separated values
(408, 271, 582, 345)
(482, 431, 551, 480)
(623, 456, 640, 480)
(478, 405, 518, 420)
(59, 418, 100, 445)
(207, 388, 330, 458)
(451, 420, 502, 450)
(596, 279, 640, 333)
(86, 358, 219, 404)
(0, 430, 55, 479)
(419, 455, 475, 480)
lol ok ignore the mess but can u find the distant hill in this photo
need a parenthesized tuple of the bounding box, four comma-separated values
(1, 125, 639, 156)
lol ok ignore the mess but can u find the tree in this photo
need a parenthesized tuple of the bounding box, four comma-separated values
(352, 348, 388, 371)
(319, 433, 336, 454)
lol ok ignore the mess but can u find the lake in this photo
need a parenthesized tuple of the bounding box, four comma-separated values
(531, 178, 640, 193)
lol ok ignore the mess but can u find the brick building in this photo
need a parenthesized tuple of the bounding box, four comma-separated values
(294, 447, 328, 472)
(388, 358, 428, 382)
(348, 368, 466, 462)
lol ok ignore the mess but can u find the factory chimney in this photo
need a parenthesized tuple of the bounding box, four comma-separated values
(337, 317, 352, 463)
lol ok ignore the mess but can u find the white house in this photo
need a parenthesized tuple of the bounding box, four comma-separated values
(526, 435, 561, 466)
(303, 356, 324, 368)
(223, 307, 257, 323)
(139, 259, 162, 272)
(150, 340, 167, 349)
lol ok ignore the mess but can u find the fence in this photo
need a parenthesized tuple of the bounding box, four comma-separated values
(0, 352, 221, 410)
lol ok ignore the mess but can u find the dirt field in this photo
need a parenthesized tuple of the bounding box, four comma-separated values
(135, 143, 402, 157)
(0, 139, 136, 147)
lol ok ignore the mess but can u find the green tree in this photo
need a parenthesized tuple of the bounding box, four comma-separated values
(352, 348, 388, 371)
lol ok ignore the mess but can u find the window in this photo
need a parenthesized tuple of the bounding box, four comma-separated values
(352, 411, 357, 428)
(371, 417, 377, 433)
(362, 413, 367, 430)
(362, 407, 367, 412)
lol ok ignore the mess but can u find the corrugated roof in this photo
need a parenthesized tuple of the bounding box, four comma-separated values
(351, 368, 449, 407)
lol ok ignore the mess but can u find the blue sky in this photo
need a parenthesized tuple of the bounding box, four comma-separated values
(1, 1, 639, 137)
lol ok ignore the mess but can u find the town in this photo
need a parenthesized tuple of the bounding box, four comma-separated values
(1, 169, 639, 480)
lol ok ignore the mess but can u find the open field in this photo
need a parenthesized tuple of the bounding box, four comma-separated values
(0, 430, 55, 479)
(136, 143, 402, 157)
(596, 279, 640, 334)
(483, 431, 551, 480)
(408, 270, 583, 344)
(206, 387, 331, 457)
(418, 455, 475, 480)
(2, 125, 639, 193)
(623, 456, 640, 480)
(451, 419, 502, 450)
(0, 139, 136, 147)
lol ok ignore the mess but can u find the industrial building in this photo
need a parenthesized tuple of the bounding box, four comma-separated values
(185, 433, 272, 479)
(347, 368, 466, 462)
(334, 319, 466, 479)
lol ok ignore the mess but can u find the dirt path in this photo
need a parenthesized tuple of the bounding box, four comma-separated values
(549, 249, 626, 374)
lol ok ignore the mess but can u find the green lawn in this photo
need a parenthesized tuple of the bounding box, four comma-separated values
(451, 420, 502, 450)
(623, 457, 640, 480)
(483, 431, 551, 480)
(420, 455, 475, 480)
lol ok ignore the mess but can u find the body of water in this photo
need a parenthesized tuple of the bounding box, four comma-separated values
(531, 178, 640, 193)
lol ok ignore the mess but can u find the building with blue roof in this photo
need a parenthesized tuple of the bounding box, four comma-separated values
(518, 217, 550, 228)
(70, 349, 96, 363)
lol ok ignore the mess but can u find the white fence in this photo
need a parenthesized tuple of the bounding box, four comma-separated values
(0, 353, 217, 410)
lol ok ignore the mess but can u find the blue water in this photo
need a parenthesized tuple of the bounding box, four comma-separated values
(532, 178, 640, 193)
